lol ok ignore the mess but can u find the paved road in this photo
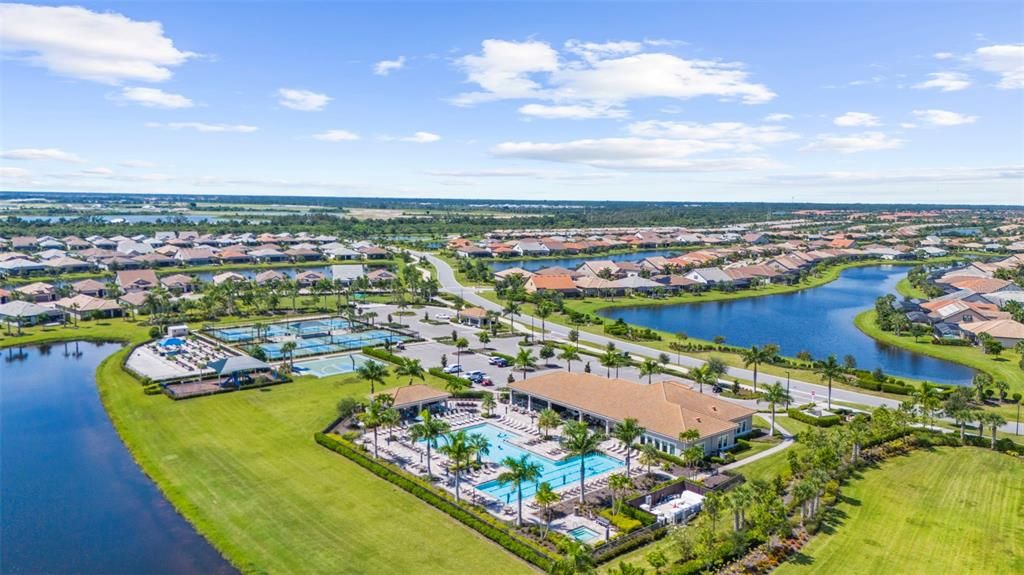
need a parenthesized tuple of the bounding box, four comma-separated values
(416, 252, 1023, 435)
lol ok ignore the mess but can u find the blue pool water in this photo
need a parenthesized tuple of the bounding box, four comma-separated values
(459, 423, 623, 501)
(568, 525, 602, 543)
(294, 353, 374, 377)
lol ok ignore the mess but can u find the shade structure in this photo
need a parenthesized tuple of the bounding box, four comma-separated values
(207, 354, 271, 375)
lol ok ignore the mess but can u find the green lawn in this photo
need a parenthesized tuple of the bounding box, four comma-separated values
(777, 447, 1023, 575)
(855, 310, 1024, 411)
(895, 276, 928, 299)
(2, 322, 532, 575)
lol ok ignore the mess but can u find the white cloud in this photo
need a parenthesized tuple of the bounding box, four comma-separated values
(277, 88, 330, 111)
(912, 109, 978, 126)
(970, 44, 1024, 89)
(453, 38, 775, 113)
(0, 3, 194, 84)
(900, 122, 918, 129)
(401, 131, 441, 143)
(81, 167, 114, 175)
(802, 132, 904, 153)
(0, 148, 84, 162)
(313, 130, 360, 142)
(626, 121, 799, 150)
(426, 168, 622, 181)
(374, 56, 406, 75)
(146, 122, 258, 133)
(518, 103, 628, 120)
(492, 137, 779, 171)
(833, 112, 881, 127)
(0, 167, 31, 179)
(119, 86, 194, 108)
(763, 113, 792, 122)
(933, 52, 955, 60)
(913, 72, 971, 92)
(120, 159, 157, 168)
(764, 165, 1023, 186)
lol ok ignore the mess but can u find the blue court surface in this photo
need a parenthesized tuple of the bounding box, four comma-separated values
(293, 353, 374, 377)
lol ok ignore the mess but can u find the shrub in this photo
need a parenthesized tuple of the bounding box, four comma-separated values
(855, 379, 881, 391)
(787, 408, 841, 427)
(881, 383, 910, 395)
(599, 509, 642, 534)
(314, 432, 556, 570)
(148, 326, 163, 338)
(361, 347, 403, 365)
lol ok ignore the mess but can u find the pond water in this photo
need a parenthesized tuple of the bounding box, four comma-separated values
(599, 265, 975, 385)
(489, 249, 687, 273)
(0, 341, 236, 574)
(192, 265, 331, 282)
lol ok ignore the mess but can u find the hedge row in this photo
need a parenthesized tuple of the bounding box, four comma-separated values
(598, 509, 642, 533)
(360, 346, 404, 365)
(428, 367, 470, 387)
(591, 525, 669, 565)
(314, 432, 557, 570)
(787, 408, 841, 428)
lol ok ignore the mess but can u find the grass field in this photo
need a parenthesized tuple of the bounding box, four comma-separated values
(776, 447, 1023, 575)
(855, 310, 1024, 411)
(2, 321, 532, 575)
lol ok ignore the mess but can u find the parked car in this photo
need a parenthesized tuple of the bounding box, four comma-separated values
(480, 378, 494, 387)
(488, 356, 508, 367)
(443, 364, 462, 374)
(435, 313, 452, 320)
(465, 370, 485, 378)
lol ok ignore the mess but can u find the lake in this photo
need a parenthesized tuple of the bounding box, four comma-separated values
(0, 341, 236, 575)
(489, 249, 687, 273)
(598, 265, 975, 385)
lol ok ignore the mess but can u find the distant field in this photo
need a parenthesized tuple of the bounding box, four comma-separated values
(776, 447, 1023, 575)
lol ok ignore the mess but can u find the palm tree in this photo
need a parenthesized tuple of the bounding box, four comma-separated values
(982, 412, 1007, 449)
(358, 396, 397, 459)
(562, 420, 605, 503)
(468, 432, 491, 464)
(761, 382, 792, 437)
(438, 430, 475, 503)
(280, 340, 298, 370)
(599, 350, 621, 378)
(409, 409, 450, 479)
(612, 418, 646, 476)
(454, 337, 469, 363)
(742, 345, 776, 393)
(639, 444, 659, 478)
(913, 381, 942, 428)
(608, 473, 633, 515)
(793, 480, 817, 525)
(534, 482, 560, 534)
(972, 373, 993, 404)
(687, 364, 716, 394)
(559, 346, 580, 372)
(496, 454, 542, 526)
(536, 301, 553, 342)
(550, 539, 595, 575)
(394, 357, 425, 386)
(727, 483, 754, 531)
(537, 408, 562, 438)
(682, 445, 704, 479)
(514, 348, 536, 380)
(502, 300, 520, 331)
(639, 358, 660, 384)
(357, 359, 389, 394)
(813, 354, 844, 410)
(480, 393, 497, 418)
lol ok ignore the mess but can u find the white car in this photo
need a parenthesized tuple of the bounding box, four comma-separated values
(435, 313, 452, 320)
(443, 364, 462, 374)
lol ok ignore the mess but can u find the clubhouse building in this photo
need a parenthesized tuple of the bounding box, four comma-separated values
(509, 372, 755, 456)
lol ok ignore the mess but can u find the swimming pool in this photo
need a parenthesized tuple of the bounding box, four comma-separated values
(294, 353, 373, 378)
(568, 525, 602, 544)
(459, 423, 623, 501)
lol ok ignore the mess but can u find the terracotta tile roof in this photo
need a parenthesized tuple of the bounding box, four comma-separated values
(381, 384, 451, 410)
(510, 372, 753, 440)
(959, 319, 1024, 340)
(527, 275, 578, 291)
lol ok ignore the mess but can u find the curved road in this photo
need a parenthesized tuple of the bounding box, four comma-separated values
(418, 252, 902, 411)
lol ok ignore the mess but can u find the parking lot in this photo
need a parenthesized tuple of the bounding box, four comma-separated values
(362, 303, 686, 391)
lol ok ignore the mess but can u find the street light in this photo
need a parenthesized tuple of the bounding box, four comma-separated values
(785, 371, 791, 408)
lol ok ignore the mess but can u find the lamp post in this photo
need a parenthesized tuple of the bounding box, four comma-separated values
(785, 371, 791, 408)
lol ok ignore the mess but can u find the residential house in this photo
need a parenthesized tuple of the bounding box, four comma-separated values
(331, 264, 366, 285)
(71, 278, 107, 298)
(55, 294, 123, 319)
(295, 270, 326, 287)
(161, 274, 195, 293)
(524, 275, 579, 296)
(116, 270, 160, 293)
(15, 282, 57, 302)
(685, 267, 733, 285)
(959, 319, 1024, 348)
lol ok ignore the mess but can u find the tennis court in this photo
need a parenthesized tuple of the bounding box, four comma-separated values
(259, 330, 407, 360)
(294, 353, 374, 378)
(208, 318, 353, 343)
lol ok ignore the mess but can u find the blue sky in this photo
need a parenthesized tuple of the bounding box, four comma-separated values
(1, 1, 1022, 204)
